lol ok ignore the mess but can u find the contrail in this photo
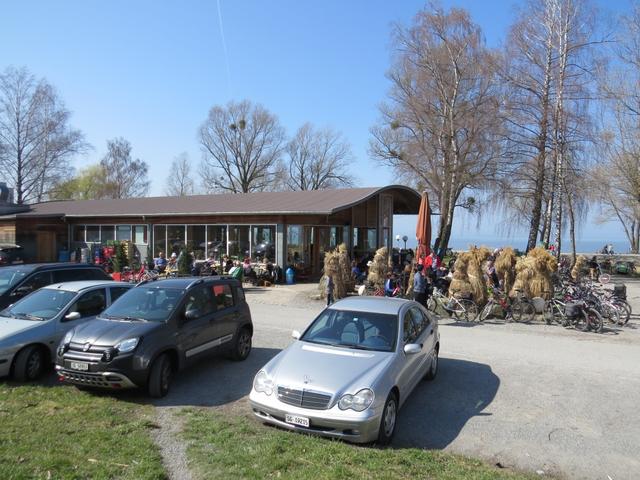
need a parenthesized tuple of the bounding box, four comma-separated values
(216, 0, 232, 97)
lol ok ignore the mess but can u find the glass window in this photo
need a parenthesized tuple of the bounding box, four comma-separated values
(5, 288, 76, 320)
(21, 272, 52, 292)
(153, 225, 167, 257)
(110, 287, 130, 303)
(300, 309, 397, 352)
(367, 229, 377, 251)
(252, 225, 275, 261)
(116, 225, 131, 242)
(133, 225, 147, 244)
(101, 226, 115, 243)
(68, 289, 107, 319)
(167, 225, 185, 255)
(100, 286, 182, 322)
(235, 286, 245, 302)
(287, 225, 303, 266)
(206, 226, 227, 258)
(183, 285, 215, 320)
(212, 284, 234, 310)
(187, 225, 206, 260)
(73, 225, 85, 242)
(228, 225, 249, 260)
(86, 226, 100, 243)
(403, 311, 419, 344)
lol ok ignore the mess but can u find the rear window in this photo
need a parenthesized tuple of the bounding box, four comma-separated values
(53, 268, 110, 283)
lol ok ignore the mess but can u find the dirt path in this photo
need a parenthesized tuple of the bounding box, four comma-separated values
(150, 407, 193, 480)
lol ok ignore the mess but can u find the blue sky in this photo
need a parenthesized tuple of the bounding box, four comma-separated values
(0, 0, 633, 250)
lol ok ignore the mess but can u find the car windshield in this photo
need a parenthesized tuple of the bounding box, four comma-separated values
(0, 266, 34, 296)
(300, 309, 398, 352)
(99, 286, 183, 322)
(1, 288, 76, 321)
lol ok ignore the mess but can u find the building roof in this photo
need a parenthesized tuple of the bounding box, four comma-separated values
(6, 186, 420, 219)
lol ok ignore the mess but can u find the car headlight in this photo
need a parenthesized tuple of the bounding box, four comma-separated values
(62, 330, 74, 346)
(338, 388, 375, 412)
(115, 337, 140, 354)
(253, 370, 274, 395)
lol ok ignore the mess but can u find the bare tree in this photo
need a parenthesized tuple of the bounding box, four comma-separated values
(165, 153, 195, 196)
(199, 100, 285, 193)
(286, 123, 354, 190)
(99, 137, 150, 198)
(370, 5, 503, 256)
(0, 66, 87, 204)
(497, 0, 603, 255)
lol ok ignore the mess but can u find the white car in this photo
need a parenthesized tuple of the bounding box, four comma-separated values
(249, 296, 440, 444)
(0, 280, 132, 381)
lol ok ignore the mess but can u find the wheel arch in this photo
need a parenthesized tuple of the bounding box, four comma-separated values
(11, 343, 50, 376)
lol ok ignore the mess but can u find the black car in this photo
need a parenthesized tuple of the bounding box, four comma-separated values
(0, 263, 112, 310)
(55, 276, 253, 397)
(0, 244, 24, 266)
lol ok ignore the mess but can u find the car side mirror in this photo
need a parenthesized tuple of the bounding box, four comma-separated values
(184, 309, 200, 321)
(64, 311, 81, 321)
(404, 343, 421, 355)
(291, 330, 301, 340)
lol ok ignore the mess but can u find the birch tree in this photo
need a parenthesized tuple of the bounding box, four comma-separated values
(100, 137, 150, 198)
(0, 66, 87, 204)
(370, 5, 503, 256)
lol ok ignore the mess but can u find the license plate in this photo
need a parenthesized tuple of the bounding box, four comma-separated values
(285, 414, 310, 427)
(69, 361, 89, 371)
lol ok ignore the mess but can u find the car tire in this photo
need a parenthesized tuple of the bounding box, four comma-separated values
(229, 327, 252, 361)
(377, 391, 398, 446)
(424, 346, 439, 381)
(148, 354, 173, 398)
(13, 345, 46, 381)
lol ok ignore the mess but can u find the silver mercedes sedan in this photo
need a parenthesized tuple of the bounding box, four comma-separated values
(249, 296, 440, 444)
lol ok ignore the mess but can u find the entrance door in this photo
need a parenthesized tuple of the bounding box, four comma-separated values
(37, 231, 57, 262)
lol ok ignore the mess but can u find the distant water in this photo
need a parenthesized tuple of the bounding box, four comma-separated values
(445, 238, 631, 254)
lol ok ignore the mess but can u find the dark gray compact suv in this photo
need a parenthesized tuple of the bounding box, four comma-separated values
(0, 263, 112, 310)
(56, 276, 253, 397)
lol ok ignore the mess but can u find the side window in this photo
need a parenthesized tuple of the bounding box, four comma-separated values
(184, 286, 215, 320)
(402, 311, 418, 344)
(109, 287, 130, 303)
(21, 272, 52, 291)
(409, 308, 429, 337)
(53, 269, 83, 283)
(68, 289, 107, 319)
(212, 284, 234, 310)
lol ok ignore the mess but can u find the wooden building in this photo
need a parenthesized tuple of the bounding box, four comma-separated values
(0, 186, 420, 277)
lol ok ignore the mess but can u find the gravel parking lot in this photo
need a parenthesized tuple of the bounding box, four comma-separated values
(153, 280, 640, 480)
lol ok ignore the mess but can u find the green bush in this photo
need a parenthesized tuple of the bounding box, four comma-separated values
(112, 242, 129, 273)
(178, 249, 193, 275)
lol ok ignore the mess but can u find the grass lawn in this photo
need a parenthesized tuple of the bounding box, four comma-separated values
(182, 409, 537, 480)
(0, 383, 166, 480)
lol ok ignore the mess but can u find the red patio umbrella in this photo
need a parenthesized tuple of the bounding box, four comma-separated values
(415, 191, 431, 260)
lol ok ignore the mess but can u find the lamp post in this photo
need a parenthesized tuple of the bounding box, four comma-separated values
(395, 234, 401, 249)
(402, 235, 408, 250)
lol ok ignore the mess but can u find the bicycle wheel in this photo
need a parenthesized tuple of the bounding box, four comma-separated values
(602, 303, 621, 325)
(454, 298, 478, 322)
(544, 300, 566, 325)
(584, 308, 603, 333)
(611, 299, 631, 325)
(426, 297, 437, 312)
(511, 298, 535, 323)
(478, 301, 494, 322)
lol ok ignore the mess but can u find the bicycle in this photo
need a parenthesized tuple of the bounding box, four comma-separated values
(542, 290, 566, 326)
(477, 287, 511, 322)
(510, 289, 536, 323)
(427, 287, 478, 322)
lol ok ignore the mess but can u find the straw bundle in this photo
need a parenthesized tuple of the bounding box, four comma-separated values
(571, 255, 587, 281)
(510, 247, 557, 299)
(448, 249, 487, 304)
(367, 247, 390, 289)
(495, 247, 517, 293)
(319, 243, 351, 299)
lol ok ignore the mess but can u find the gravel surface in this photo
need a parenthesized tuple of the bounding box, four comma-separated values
(150, 278, 640, 480)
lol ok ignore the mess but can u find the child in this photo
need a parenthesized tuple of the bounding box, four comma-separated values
(325, 274, 335, 306)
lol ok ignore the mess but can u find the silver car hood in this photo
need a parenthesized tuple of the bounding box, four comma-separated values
(0, 316, 37, 341)
(267, 341, 395, 396)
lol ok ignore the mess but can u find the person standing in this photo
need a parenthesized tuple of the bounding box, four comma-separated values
(325, 274, 335, 306)
(413, 264, 427, 306)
